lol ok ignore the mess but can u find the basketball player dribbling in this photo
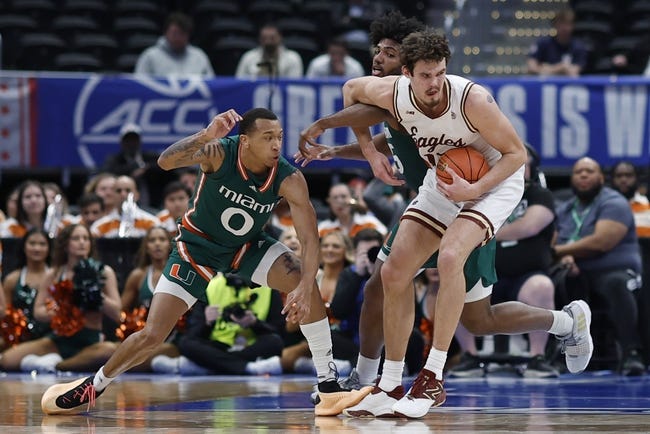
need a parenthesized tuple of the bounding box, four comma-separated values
(40, 108, 371, 417)
(299, 26, 594, 419)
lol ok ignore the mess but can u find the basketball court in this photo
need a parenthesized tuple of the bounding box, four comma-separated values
(2, 370, 649, 433)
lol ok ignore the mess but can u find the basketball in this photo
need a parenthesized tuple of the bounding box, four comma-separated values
(436, 147, 489, 184)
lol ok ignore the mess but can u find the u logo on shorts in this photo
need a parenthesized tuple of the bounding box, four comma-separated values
(169, 263, 197, 286)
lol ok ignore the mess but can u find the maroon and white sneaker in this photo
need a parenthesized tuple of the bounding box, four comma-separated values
(392, 369, 446, 418)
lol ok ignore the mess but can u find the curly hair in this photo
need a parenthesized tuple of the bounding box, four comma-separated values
(401, 28, 451, 74)
(369, 10, 426, 47)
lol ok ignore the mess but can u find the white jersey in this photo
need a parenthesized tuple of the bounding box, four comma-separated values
(392, 74, 501, 169)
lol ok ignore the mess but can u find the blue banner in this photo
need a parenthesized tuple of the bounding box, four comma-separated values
(5, 73, 650, 170)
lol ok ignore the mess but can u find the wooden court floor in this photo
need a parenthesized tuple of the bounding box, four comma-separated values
(1, 371, 649, 433)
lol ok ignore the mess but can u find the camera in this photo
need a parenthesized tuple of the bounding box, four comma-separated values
(367, 246, 381, 264)
(221, 293, 258, 322)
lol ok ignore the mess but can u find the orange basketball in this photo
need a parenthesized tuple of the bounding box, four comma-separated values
(436, 147, 489, 184)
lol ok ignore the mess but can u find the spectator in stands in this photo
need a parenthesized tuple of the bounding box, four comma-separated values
(527, 8, 587, 77)
(610, 35, 650, 75)
(156, 181, 191, 236)
(279, 226, 301, 256)
(134, 12, 214, 78)
(610, 161, 650, 238)
(362, 177, 410, 229)
(318, 183, 387, 239)
(306, 37, 365, 79)
(90, 175, 160, 238)
(84, 173, 119, 217)
(151, 273, 286, 376)
(118, 226, 180, 371)
(43, 182, 75, 238)
(43, 183, 68, 211)
(76, 193, 105, 229)
(267, 199, 294, 239)
(4, 187, 19, 221)
(235, 24, 304, 79)
(0, 180, 47, 238)
(1, 228, 51, 351)
(0, 224, 121, 373)
(102, 123, 168, 208)
(452, 145, 559, 378)
(554, 157, 646, 376)
(177, 167, 198, 192)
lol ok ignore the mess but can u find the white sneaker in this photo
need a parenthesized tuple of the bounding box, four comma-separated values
(246, 356, 282, 376)
(391, 369, 446, 419)
(293, 356, 316, 374)
(342, 385, 405, 418)
(20, 353, 62, 373)
(557, 300, 594, 374)
(178, 356, 213, 376)
(150, 355, 180, 374)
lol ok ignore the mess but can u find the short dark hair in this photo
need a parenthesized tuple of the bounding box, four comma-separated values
(165, 12, 193, 34)
(163, 180, 192, 199)
(401, 28, 451, 74)
(239, 108, 278, 135)
(353, 228, 384, 249)
(611, 161, 637, 177)
(369, 10, 426, 47)
(78, 192, 104, 211)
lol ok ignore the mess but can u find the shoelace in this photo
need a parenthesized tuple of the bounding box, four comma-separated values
(77, 383, 97, 412)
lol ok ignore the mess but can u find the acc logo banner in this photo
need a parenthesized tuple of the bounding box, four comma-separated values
(73, 76, 217, 168)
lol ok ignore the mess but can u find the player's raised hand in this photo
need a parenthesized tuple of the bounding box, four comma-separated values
(205, 109, 242, 139)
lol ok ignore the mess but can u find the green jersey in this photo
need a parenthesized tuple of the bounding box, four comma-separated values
(385, 124, 428, 191)
(178, 135, 296, 248)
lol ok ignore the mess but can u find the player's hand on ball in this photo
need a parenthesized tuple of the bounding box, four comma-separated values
(437, 167, 478, 202)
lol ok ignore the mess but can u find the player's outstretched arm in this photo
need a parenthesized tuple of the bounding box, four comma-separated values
(294, 133, 392, 167)
(278, 171, 320, 324)
(297, 103, 391, 164)
(158, 109, 242, 173)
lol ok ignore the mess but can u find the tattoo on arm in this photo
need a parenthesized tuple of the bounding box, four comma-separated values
(281, 253, 301, 276)
(193, 140, 224, 160)
(161, 132, 212, 165)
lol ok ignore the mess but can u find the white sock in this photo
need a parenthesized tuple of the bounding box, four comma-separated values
(424, 348, 447, 379)
(548, 310, 573, 336)
(356, 354, 380, 385)
(93, 366, 115, 392)
(377, 359, 404, 391)
(299, 317, 334, 381)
